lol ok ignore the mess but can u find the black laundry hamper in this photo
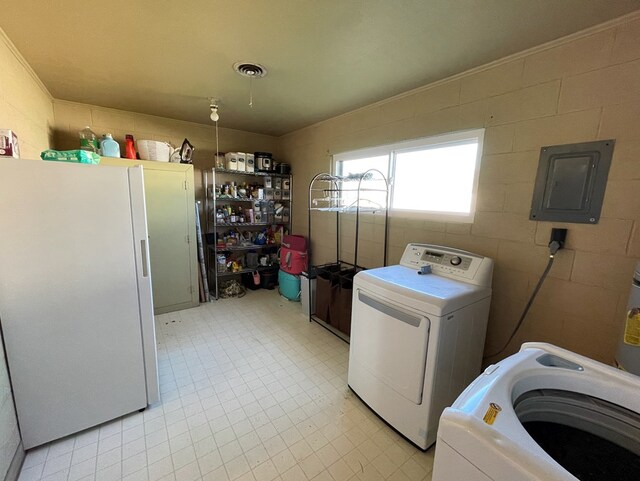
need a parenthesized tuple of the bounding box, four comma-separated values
(314, 263, 342, 323)
(335, 270, 356, 335)
(316, 264, 356, 330)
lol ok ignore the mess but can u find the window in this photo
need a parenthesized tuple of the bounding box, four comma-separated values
(334, 129, 484, 223)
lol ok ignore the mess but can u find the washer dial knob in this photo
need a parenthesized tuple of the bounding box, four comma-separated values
(450, 256, 462, 266)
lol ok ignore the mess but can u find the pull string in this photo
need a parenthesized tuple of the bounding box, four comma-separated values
(249, 76, 254, 108)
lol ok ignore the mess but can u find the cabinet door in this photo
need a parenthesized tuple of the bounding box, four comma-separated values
(144, 169, 198, 313)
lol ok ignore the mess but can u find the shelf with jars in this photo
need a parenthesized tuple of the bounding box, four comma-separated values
(203, 154, 292, 299)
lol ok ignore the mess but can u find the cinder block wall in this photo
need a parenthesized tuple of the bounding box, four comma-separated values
(281, 14, 640, 364)
(51, 101, 280, 204)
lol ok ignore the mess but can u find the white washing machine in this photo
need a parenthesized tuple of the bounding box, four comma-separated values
(348, 243, 493, 450)
(432, 343, 640, 481)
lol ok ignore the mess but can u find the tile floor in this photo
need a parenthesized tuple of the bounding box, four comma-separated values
(19, 290, 435, 481)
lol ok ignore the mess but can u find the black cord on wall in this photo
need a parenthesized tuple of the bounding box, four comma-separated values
(483, 240, 562, 361)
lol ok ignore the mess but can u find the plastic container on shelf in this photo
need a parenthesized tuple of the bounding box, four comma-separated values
(225, 152, 239, 170)
(100, 134, 121, 158)
(124, 135, 137, 159)
(215, 154, 226, 169)
(79, 126, 99, 153)
(216, 254, 227, 273)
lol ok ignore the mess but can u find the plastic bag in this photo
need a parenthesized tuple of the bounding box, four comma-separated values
(40, 149, 101, 164)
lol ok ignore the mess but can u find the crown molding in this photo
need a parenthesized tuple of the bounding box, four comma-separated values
(0, 27, 52, 100)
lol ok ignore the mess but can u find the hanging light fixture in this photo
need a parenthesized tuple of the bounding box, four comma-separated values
(233, 62, 267, 108)
(209, 98, 220, 122)
(208, 98, 221, 170)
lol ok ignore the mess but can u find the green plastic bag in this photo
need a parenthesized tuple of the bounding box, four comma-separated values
(40, 149, 101, 164)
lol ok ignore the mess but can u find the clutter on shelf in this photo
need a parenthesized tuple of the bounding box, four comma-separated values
(203, 157, 293, 299)
(77, 126, 194, 163)
(0, 129, 20, 158)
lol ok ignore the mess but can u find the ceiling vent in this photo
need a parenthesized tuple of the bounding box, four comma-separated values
(233, 62, 267, 78)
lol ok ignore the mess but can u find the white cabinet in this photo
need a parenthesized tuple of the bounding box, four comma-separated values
(101, 158, 199, 313)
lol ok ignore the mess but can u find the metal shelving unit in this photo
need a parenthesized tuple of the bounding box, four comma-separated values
(216, 265, 275, 277)
(204, 168, 293, 299)
(307, 169, 389, 341)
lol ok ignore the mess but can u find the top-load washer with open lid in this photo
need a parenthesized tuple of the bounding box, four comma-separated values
(348, 243, 494, 450)
(432, 342, 640, 481)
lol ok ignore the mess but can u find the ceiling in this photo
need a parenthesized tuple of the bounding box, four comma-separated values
(3, 1, 640, 136)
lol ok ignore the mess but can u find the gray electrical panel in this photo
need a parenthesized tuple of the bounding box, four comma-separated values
(529, 140, 614, 224)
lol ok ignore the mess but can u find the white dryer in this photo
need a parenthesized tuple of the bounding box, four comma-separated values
(432, 343, 640, 481)
(348, 243, 493, 450)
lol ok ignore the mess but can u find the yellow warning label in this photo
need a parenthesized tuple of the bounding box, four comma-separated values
(483, 403, 502, 425)
(624, 308, 640, 346)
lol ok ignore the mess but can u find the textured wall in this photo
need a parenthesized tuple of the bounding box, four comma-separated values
(51, 100, 280, 203)
(281, 14, 640, 364)
(0, 27, 55, 479)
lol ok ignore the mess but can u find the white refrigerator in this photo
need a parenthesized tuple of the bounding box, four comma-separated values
(0, 158, 159, 449)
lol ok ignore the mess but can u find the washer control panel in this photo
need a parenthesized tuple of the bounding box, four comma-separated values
(400, 243, 494, 287)
(420, 250, 473, 270)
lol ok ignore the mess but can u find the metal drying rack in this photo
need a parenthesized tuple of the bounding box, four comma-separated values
(307, 169, 389, 341)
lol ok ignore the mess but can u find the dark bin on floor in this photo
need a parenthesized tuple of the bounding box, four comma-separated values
(242, 271, 261, 290)
(314, 263, 342, 323)
(260, 267, 279, 290)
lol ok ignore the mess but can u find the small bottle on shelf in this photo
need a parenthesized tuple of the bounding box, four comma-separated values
(124, 134, 137, 159)
(79, 126, 99, 153)
(100, 133, 121, 158)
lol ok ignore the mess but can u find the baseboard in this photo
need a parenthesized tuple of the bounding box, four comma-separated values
(153, 300, 199, 315)
(4, 442, 24, 481)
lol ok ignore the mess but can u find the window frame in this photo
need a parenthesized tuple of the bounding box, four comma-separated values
(333, 128, 485, 223)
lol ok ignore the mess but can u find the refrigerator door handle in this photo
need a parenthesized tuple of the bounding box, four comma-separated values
(140, 239, 149, 277)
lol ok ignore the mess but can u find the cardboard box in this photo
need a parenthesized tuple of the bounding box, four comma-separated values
(0, 129, 20, 158)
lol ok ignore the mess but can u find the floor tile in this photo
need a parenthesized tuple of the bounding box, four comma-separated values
(42, 452, 72, 478)
(147, 456, 173, 481)
(18, 291, 437, 481)
(251, 459, 278, 481)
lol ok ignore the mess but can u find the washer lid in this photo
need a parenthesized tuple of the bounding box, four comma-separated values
(355, 265, 490, 316)
(438, 343, 640, 480)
